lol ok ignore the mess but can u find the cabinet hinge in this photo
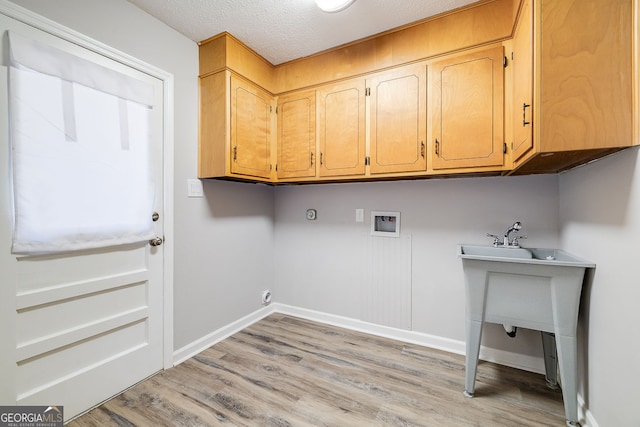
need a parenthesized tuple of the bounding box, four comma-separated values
(365, 87, 371, 97)
(503, 56, 508, 68)
(503, 142, 507, 154)
(365, 156, 370, 166)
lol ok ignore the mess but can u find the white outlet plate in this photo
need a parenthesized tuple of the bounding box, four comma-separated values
(355, 208, 364, 222)
(187, 179, 203, 198)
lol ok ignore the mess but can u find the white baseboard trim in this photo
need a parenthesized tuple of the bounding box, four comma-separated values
(172, 305, 277, 366)
(272, 303, 546, 375)
(578, 393, 598, 427)
(274, 303, 466, 353)
(173, 302, 546, 373)
(173, 302, 598, 426)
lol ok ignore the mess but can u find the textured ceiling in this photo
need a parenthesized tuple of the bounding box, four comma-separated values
(125, 0, 479, 65)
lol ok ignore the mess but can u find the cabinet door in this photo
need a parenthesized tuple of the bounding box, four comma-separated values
(540, 0, 632, 152)
(369, 64, 427, 174)
(198, 72, 226, 178)
(318, 79, 366, 177)
(430, 45, 505, 170)
(230, 75, 273, 179)
(511, 0, 534, 162)
(277, 90, 316, 179)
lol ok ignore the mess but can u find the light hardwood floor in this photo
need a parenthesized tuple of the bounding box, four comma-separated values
(68, 314, 566, 426)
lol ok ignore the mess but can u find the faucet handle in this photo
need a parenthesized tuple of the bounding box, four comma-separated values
(511, 234, 528, 246)
(486, 233, 501, 246)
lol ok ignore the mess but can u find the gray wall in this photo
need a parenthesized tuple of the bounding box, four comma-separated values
(274, 175, 560, 359)
(560, 147, 640, 427)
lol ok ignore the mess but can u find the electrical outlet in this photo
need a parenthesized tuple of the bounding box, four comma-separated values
(261, 289, 272, 305)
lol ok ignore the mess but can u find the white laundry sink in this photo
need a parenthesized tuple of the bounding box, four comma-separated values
(458, 244, 534, 259)
(458, 244, 595, 427)
(459, 244, 592, 265)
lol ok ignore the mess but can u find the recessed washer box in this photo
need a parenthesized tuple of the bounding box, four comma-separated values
(371, 211, 400, 237)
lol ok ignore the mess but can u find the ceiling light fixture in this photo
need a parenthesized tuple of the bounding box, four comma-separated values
(315, 0, 356, 13)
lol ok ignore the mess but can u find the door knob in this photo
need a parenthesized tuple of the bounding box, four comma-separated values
(149, 236, 164, 246)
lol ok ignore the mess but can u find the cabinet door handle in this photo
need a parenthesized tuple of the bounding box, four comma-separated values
(420, 141, 425, 158)
(320, 152, 323, 165)
(435, 139, 440, 156)
(233, 146, 237, 161)
(522, 103, 531, 126)
(310, 152, 314, 166)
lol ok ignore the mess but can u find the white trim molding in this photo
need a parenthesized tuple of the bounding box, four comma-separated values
(174, 302, 547, 374)
(172, 306, 276, 365)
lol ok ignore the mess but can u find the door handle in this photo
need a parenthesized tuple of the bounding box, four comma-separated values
(149, 236, 164, 246)
(522, 103, 531, 126)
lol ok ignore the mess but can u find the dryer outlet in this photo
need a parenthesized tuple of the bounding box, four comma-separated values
(261, 289, 272, 305)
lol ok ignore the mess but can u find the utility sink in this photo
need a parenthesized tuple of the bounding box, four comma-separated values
(459, 244, 593, 265)
(459, 244, 534, 259)
(458, 244, 595, 427)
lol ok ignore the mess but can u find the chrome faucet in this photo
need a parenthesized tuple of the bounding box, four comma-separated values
(487, 221, 526, 247)
(504, 221, 522, 246)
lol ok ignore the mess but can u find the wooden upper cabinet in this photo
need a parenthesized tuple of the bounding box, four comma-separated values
(318, 79, 366, 177)
(199, 0, 637, 182)
(510, 0, 534, 163)
(511, 0, 635, 174)
(368, 64, 427, 174)
(230, 75, 273, 179)
(277, 90, 316, 179)
(430, 44, 505, 170)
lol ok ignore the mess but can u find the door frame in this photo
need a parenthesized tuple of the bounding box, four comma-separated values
(0, 0, 175, 370)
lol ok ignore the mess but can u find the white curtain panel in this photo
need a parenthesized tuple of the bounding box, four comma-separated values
(8, 31, 156, 254)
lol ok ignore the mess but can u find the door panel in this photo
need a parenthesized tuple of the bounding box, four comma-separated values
(277, 90, 316, 179)
(319, 80, 366, 177)
(231, 76, 272, 178)
(369, 64, 427, 174)
(511, 0, 534, 161)
(430, 45, 505, 170)
(0, 12, 164, 420)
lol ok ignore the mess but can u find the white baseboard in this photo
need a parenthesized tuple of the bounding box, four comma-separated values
(578, 394, 598, 427)
(173, 302, 545, 372)
(172, 305, 277, 365)
(274, 303, 466, 353)
(273, 303, 546, 374)
(172, 302, 596, 426)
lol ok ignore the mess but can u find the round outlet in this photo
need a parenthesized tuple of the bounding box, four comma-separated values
(261, 289, 272, 305)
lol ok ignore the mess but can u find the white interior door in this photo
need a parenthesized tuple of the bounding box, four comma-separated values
(0, 10, 166, 420)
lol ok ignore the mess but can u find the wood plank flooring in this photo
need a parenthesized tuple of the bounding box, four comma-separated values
(68, 314, 566, 426)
